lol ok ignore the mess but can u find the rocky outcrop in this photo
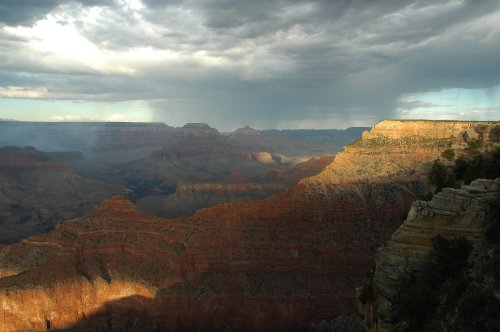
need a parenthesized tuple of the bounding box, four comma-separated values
(250, 151, 275, 164)
(359, 178, 500, 331)
(362, 120, 498, 141)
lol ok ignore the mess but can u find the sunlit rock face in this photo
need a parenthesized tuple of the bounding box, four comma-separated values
(363, 120, 497, 139)
(0, 120, 499, 331)
(359, 179, 500, 332)
(304, 120, 499, 187)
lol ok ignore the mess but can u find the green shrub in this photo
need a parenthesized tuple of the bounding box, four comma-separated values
(464, 155, 485, 184)
(451, 147, 500, 184)
(441, 148, 455, 160)
(467, 139, 483, 150)
(427, 235, 472, 282)
(429, 160, 454, 193)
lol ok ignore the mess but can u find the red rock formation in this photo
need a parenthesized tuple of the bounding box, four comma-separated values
(0, 192, 405, 331)
(1, 120, 498, 331)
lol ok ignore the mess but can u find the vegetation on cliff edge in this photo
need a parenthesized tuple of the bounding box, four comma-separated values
(391, 201, 500, 332)
(428, 147, 500, 194)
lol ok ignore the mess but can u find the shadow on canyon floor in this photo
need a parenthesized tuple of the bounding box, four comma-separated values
(53, 269, 363, 332)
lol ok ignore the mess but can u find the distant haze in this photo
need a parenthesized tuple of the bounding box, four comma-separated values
(0, 1, 499, 131)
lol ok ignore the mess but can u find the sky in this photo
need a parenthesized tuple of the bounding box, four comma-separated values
(0, 0, 499, 130)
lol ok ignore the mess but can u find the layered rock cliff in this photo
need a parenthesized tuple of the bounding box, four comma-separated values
(0, 193, 397, 331)
(136, 181, 287, 218)
(0, 121, 387, 246)
(359, 178, 500, 331)
(0, 120, 499, 331)
(305, 120, 499, 187)
(0, 147, 127, 243)
(136, 156, 335, 218)
(362, 120, 497, 141)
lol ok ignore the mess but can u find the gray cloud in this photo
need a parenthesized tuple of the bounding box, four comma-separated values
(0, 0, 499, 129)
(0, 0, 60, 26)
(0, 0, 113, 26)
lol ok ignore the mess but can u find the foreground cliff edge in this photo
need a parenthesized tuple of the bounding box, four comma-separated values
(359, 178, 500, 331)
(0, 120, 499, 331)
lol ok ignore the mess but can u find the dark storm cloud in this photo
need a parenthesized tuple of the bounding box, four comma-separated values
(0, 0, 113, 26)
(1, 0, 499, 128)
(141, 0, 500, 127)
(0, 0, 60, 26)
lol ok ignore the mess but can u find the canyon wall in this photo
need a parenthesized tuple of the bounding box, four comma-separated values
(305, 120, 499, 187)
(0, 147, 127, 243)
(359, 178, 500, 331)
(362, 120, 497, 140)
(136, 156, 334, 218)
(0, 120, 499, 331)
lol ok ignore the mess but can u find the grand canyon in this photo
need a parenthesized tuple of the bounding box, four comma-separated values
(2, 1, 500, 331)
(1, 119, 499, 331)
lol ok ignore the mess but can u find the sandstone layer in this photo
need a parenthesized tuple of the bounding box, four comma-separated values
(306, 120, 499, 187)
(0, 120, 499, 331)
